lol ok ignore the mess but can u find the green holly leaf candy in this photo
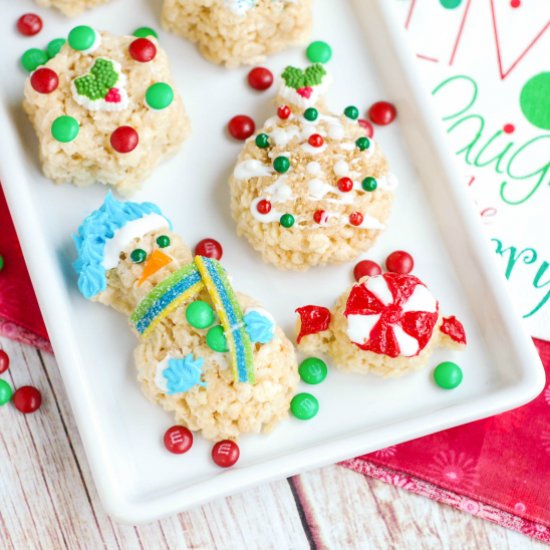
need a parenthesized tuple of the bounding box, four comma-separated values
(74, 58, 119, 101)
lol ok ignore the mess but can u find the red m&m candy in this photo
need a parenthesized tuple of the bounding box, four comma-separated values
(247, 67, 273, 91)
(163, 425, 193, 454)
(368, 101, 397, 126)
(212, 440, 240, 468)
(0, 350, 10, 374)
(195, 238, 223, 260)
(30, 68, 59, 94)
(337, 177, 353, 192)
(386, 250, 414, 274)
(129, 38, 157, 62)
(17, 13, 43, 37)
(13, 386, 42, 414)
(353, 260, 382, 281)
(308, 134, 324, 147)
(256, 199, 272, 214)
(349, 212, 364, 227)
(228, 115, 255, 140)
(110, 126, 139, 153)
(277, 105, 291, 120)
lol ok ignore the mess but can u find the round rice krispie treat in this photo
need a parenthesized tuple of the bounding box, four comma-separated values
(296, 272, 467, 377)
(229, 64, 397, 270)
(23, 26, 190, 196)
(34, 0, 110, 17)
(73, 193, 298, 442)
(161, 0, 312, 67)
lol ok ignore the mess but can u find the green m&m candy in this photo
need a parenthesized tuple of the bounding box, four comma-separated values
(306, 41, 333, 64)
(255, 133, 270, 149)
(273, 156, 290, 174)
(21, 48, 48, 72)
(145, 83, 174, 110)
(68, 26, 97, 51)
(299, 357, 327, 385)
(362, 177, 377, 191)
(291, 393, 319, 420)
(47, 38, 66, 59)
(344, 105, 359, 120)
(51, 116, 80, 143)
(0, 379, 13, 406)
(356, 137, 370, 151)
(433, 361, 463, 389)
(279, 213, 295, 228)
(207, 325, 228, 352)
(186, 300, 215, 329)
(133, 26, 158, 39)
(304, 107, 318, 122)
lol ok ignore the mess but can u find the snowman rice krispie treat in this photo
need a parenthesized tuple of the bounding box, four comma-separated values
(161, 0, 312, 67)
(34, 0, 110, 16)
(296, 272, 466, 377)
(23, 26, 190, 195)
(73, 193, 298, 441)
(229, 64, 397, 270)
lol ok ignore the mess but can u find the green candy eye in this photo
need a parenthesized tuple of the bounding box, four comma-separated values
(131, 248, 147, 263)
(156, 235, 170, 248)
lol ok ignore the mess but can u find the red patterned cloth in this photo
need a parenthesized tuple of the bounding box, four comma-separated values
(1, 184, 549, 541)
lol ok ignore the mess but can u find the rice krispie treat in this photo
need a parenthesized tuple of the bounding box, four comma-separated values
(23, 26, 190, 195)
(161, 0, 312, 67)
(34, 0, 110, 17)
(296, 272, 466, 377)
(73, 193, 298, 442)
(229, 64, 397, 270)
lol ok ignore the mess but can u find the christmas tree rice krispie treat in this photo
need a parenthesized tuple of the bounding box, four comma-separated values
(34, 0, 110, 17)
(229, 64, 397, 270)
(23, 26, 190, 195)
(73, 193, 298, 441)
(161, 0, 312, 67)
(296, 272, 466, 377)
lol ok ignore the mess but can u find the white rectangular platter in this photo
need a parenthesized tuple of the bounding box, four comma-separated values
(0, 0, 545, 523)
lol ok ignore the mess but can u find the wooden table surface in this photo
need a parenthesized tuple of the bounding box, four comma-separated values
(0, 336, 544, 550)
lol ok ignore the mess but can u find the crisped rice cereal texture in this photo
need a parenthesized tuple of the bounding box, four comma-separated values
(35, 0, 110, 17)
(23, 32, 190, 195)
(161, 0, 312, 67)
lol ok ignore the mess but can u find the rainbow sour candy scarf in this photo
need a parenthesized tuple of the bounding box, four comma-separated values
(130, 257, 255, 384)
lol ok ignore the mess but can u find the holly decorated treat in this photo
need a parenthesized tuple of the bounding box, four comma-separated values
(161, 0, 312, 68)
(23, 26, 190, 195)
(73, 194, 298, 442)
(295, 272, 466, 377)
(33, 0, 111, 17)
(229, 64, 398, 270)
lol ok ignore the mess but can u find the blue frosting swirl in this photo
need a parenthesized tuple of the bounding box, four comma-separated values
(244, 309, 275, 344)
(163, 354, 206, 395)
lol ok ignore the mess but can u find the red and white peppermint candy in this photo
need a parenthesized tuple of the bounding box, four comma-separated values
(344, 273, 439, 358)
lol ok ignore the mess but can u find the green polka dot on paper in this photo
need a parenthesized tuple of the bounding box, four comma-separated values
(520, 72, 550, 130)
(439, 0, 462, 8)
(145, 83, 174, 110)
(51, 116, 80, 143)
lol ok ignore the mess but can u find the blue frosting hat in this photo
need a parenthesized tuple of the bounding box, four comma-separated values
(73, 192, 170, 299)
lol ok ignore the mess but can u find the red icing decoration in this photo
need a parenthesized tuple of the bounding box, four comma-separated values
(194, 238, 223, 260)
(17, 13, 43, 37)
(344, 273, 439, 358)
(510, 0, 521, 7)
(440, 315, 467, 345)
(296, 305, 331, 343)
(308, 134, 324, 147)
(349, 212, 364, 226)
(386, 250, 414, 274)
(110, 126, 139, 153)
(358, 118, 374, 138)
(353, 260, 382, 281)
(277, 105, 291, 119)
(105, 87, 121, 103)
(337, 177, 353, 192)
(30, 68, 59, 94)
(247, 67, 274, 91)
(13, 386, 42, 413)
(297, 86, 313, 98)
(164, 425, 193, 454)
(368, 101, 397, 126)
(228, 115, 255, 140)
(0, 350, 9, 374)
(212, 440, 240, 468)
(129, 38, 157, 62)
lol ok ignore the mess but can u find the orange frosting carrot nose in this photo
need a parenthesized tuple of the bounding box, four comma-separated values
(137, 249, 172, 286)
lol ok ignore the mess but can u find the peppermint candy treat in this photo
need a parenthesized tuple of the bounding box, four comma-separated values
(34, 0, 110, 17)
(23, 27, 190, 195)
(296, 272, 466, 377)
(73, 193, 298, 441)
(229, 65, 397, 270)
(161, 0, 312, 67)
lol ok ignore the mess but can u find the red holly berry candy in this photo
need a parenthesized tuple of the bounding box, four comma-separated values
(277, 105, 291, 120)
(358, 118, 374, 138)
(228, 115, 255, 140)
(13, 386, 42, 414)
(163, 425, 193, 454)
(30, 68, 59, 94)
(308, 134, 324, 147)
(368, 101, 397, 126)
(110, 126, 139, 153)
(212, 440, 240, 468)
(386, 250, 414, 274)
(195, 238, 223, 260)
(0, 350, 10, 374)
(17, 13, 43, 36)
(129, 38, 157, 62)
(337, 177, 353, 192)
(256, 199, 272, 214)
(313, 210, 325, 224)
(349, 212, 364, 226)
(247, 67, 274, 91)
(353, 260, 382, 281)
